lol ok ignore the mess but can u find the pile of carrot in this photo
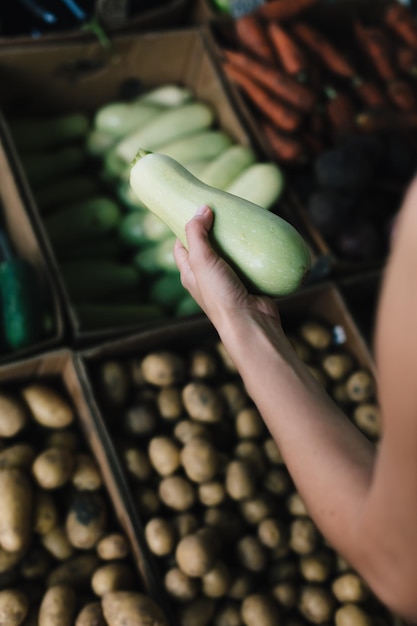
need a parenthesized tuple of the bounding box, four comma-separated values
(217, 0, 417, 164)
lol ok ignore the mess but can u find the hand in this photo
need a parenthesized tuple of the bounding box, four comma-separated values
(174, 205, 281, 330)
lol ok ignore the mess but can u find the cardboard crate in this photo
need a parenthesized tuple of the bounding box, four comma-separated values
(0, 28, 316, 347)
(0, 133, 63, 364)
(72, 282, 397, 624)
(0, 347, 173, 619)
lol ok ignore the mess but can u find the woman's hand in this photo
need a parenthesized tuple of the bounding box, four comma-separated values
(173, 205, 281, 330)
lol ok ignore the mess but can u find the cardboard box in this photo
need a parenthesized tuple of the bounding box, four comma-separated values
(0, 132, 63, 364)
(0, 28, 316, 346)
(0, 347, 172, 616)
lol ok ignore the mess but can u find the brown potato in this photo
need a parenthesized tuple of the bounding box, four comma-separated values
(141, 352, 186, 387)
(176, 530, 216, 577)
(234, 442, 266, 478)
(97, 361, 130, 408)
(172, 513, 199, 539)
(287, 334, 312, 362)
(134, 486, 160, 517)
(241, 593, 278, 626)
(182, 382, 224, 424)
(299, 321, 332, 350)
(0, 393, 27, 438)
(262, 439, 284, 465)
(289, 518, 319, 555)
(225, 460, 256, 501)
(298, 585, 335, 624)
(32, 447, 74, 490)
(148, 437, 181, 476)
(45, 430, 80, 452)
(263, 469, 292, 496)
(321, 353, 354, 380)
(38, 585, 76, 626)
(22, 384, 74, 429)
(188, 350, 218, 379)
(0, 589, 29, 626)
(156, 387, 183, 420)
(101, 591, 169, 626)
(240, 495, 277, 525)
(198, 481, 226, 507)
(47, 554, 100, 589)
(0, 444, 35, 470)
(335, 603, 372, 626)
(286, 492, 308, 517)
(158, 475, 196, 512)
(213, 601, 243, 626)
(0, 545, 25, 574)
(91, 562, 136, 596)
(345, 370, 375, 403)
(96, 533, 130, 561)
(174, 420, 210, 445)
(123, 403, 158, 436)
(257, 518, 287, 550)
(0, 468, 33, 552)
(331, 573, 369, 603)
(71, 454, 102, 491)
(299, 550, 334, 582)
(227, 572, 254, 600)
(235, 407, 265, 439)
(164, 567, 200, 603)
(20, 546, 52, 580)
(122, 448, 152, 483)
(75, 602, 105, 626)
(33, 490, 59, 535)
(270, 582, 298, 609)
(236, 536, 268, 573)
(202, 561, 231, 598)
(219, 383, 248, 416)
(352, 403, 381, 439)
(145, 518, 176, 557)
(65, 492, 107, 550)
(41, 525, 74, 561)
(177, 595, 215, 626)
(181, 437, 218, 483)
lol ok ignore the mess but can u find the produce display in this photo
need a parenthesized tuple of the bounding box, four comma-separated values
(7, 83, 287, 332)
(211, 0, 417, 266)
(0, 377, 167, 626)
(85, 311, 388, 626)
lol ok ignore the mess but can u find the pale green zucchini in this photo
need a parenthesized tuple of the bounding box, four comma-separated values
(21, 146, 86, 187)
(142, 212, 173, 242)
(138, 84, 193, 107)
(117, 181, 147, 211)
(198, 144, 257, 189)
(185, 161, 212, 178)
(115, 102, 215, 164)
(9, 114, 89, 152)
(94, 102, 163, 138)
(158, 130, 233, 165)
(119, 212, 148, 247)
(86, 128, 117, 157)
(130, 151, 310, 297)
(133, 237, 177, 274)
(225, 162, 285, 210)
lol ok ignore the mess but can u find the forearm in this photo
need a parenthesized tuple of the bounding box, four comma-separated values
(217, 310, 376, 559)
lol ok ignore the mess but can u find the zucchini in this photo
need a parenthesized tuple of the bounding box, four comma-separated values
(198, 144, 256, 189)
(130, 152, 310, 297)
(75, 303, 164, 329)
(35, 176, 101, 213)
(176, 293, 202, 317)
(225, 162, 285, 211)
(60, 260, 140, 302)
(9, 114, 89, 153)
(142, 212, 172, 242)
(138, 84, 193, 107)
(44, 197, 121, 247)
(158, 130, 233, 165)
(133, 237, 177, 274)
(119, 212, 148, 247)
(86, 128, 117, 157)
(115, 102, 215, 163)
(94, 102, 163, 139)
(185, 161, 212, 178)
(21, 146, 86, 188)
(116, 181, 147, 211)
(150, 271, 187, 310)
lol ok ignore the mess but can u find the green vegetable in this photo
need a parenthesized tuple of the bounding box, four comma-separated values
(133, 237, 177, 274)
(86, 128, 117, 157)
(94, 102, 163, 138)
(130, 151, 310, 297)
(119, 212, 148, 247)
(35, 176, 101, 213)
(199, 144, 256, 189)
(21, 147, 86, 188)
(137, 84, 193, 107)
(158, 130, 233, 165)
(9, 114, 89, 152)
(150, 272, 186, 309)
(225, 162, 285, 210)
(60, 260, 140, 302)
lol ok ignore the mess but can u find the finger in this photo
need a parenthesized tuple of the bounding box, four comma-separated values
(173, 238, 188, 270)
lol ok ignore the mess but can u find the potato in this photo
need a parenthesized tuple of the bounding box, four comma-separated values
(204, 508, 246, 543)
(96, 533, 129, 561)
(227, 571, 254, 600)
(263, 468, 292, 497)
(331, 573, 369, 603)
(172, 513, 199, 539)
(298, 585, 335, 624)
(257, 518, 287, 550)
(71, 454, 102, 491)
(134, 486, 160, 517)
(38, 585, 76, 626)
(241, 593, 279, 626)
(287, 334, 311, 362)
(97, 361, 130, 408)
(158, 475, 196, 511)
(286, 492, 308, 517)
(181, 437, 218, 483)
(189, 350, 218, 379)
(123, 403, 158, 436)
(75, 602, 105, 626)
(164, 567, 200, 603)
(236, 536, 268, 573)
(267, 558, 298, 584)
(141, 351, 186, 387)
(65, 492, 107, 550)
(299, 321, 332, 350)
(307, 366, 327, 388)
(270, 582, 298, 609)
(0, 393, 27, 438)
(234, 442, 266, 478)
(174, 420, 210, 445)
(22, 384, 73, 429)
(32, 447, 74, 490)
(263, 439, 284, 465)
(156, 387, 183, 420)
(0, 545, 24, 574)
(0, 468, 33, 552)
(45, 430, 80, 452)
(0, 589, 29, 626)
(47, 554, 100, 589)
(335, 603, 372, 626)
(91, 562, 136, 596)
(332, 382, 351, 405)
(299, 551, 333, 582)
(33, 490, 59, 535)
(177, 595, 215, 626)
(176, 529, 217, 577)
(220, 383, 248, 416)
(182, 383, 224, 423)
(225, 460, 256, 501)
(0, 444, 35, 470)
(321, 353, 354, 380)
(20, 546, 52, 580)
(289, 518, 319, 555)
(240, 495, 277, 525)
(345, 370, 375, 403)
(213, 601, 243, 626)
(235, 407, 265, 439)
(198, 481, 226, 507)
(145, 518, 176, 557)
(202, 561, 231, 598)
(42, 526, 74, 561)
(148, 436, 181, 476)
(122, 448, 152, 483)
(101, 591, 169, 626)
(352, 403, 381, 438)
(216, 342, 237, 373)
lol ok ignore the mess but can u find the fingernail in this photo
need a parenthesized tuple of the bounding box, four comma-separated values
(195, 205, 209, 216)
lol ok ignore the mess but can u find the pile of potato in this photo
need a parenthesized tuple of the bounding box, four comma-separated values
(0, 380, 168, 626)
(91, 317, 387, 626)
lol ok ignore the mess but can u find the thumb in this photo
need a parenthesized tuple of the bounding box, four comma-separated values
(185, 205, 214, 249)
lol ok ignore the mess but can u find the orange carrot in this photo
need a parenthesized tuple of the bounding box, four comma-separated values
(234, 14, 275, 63)
(387, 79, 417, 111)
(353, 20, 397, 82)
(351, 76, 389, 109)
(223, 61, 303, 132)
(292, 21, 356, 78)
(356, 109, 417, 132)
(396, 45, 417, 76)
(325, 86, 356, 137)
(261, 121, 307, 163)
(267, 21, 310, 77)
(256, 0, 319, 22)
(223, 48, 317, 112)
(384, 3, 417, 51)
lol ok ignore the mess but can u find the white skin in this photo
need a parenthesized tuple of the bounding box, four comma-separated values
(173, 182, 417, 622)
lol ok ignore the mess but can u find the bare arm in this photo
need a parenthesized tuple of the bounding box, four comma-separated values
(174, 200, 417, 621)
